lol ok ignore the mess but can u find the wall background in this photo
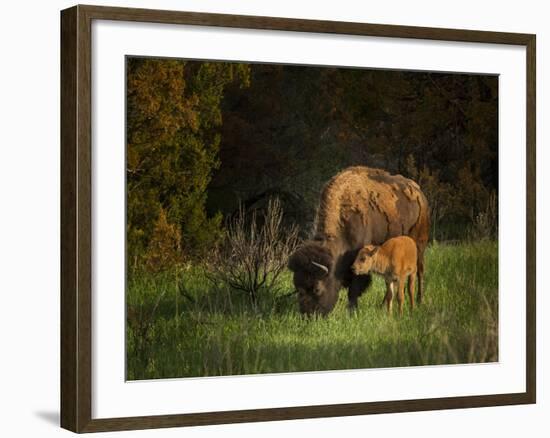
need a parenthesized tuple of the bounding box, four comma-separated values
(0, 0, 545, 436)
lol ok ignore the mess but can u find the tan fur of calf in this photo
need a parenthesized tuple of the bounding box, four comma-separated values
(351, 236, 418, 315)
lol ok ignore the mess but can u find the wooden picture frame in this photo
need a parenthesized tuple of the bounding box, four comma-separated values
(60, 4, 536, 433)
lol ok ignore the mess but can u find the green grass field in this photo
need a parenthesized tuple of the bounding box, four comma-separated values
(126, 240, 498, 380)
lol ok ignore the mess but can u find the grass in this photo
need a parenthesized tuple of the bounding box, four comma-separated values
(126, 240, 498, 380)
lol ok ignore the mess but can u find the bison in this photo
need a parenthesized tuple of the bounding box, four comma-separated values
(351, 236, 418, 316)
(288, 166, 429, 316)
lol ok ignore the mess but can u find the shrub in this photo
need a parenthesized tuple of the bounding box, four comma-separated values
(208, 198, 300, 306)
(469, 191, 498, 241)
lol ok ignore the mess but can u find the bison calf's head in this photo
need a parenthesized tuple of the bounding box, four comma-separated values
(288, 242, 338, 316)
(351, 245, 378, 275)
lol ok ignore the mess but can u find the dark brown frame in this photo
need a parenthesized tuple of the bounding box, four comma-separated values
(61, 4, 536, 433)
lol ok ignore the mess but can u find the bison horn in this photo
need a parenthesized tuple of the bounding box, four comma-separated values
(311, 261, 329, 274)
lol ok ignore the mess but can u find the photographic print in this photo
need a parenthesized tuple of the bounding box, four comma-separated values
(125, 57, 498, 380)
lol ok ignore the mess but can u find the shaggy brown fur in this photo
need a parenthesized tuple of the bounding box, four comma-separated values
(351, 236, 418, 315)
(288, 166, 429, 316)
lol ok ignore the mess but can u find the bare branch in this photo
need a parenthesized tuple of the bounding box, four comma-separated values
(207, 198, 300, 305)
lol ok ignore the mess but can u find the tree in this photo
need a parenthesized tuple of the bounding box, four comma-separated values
(126, 58, 250, 265)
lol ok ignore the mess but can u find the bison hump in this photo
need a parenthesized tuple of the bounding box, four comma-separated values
(315, 166, 427, 242)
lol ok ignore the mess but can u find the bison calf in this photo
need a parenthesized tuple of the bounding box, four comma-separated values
(351, 236, 418, 316)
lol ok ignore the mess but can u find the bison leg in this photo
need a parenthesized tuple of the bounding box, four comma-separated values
(397, 277, 406, 316)
(381, 282, 391, 308)
(347, 274, 372, 312)
(384, 281, 394, 314)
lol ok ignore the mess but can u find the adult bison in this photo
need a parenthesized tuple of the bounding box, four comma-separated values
(288, 166, 429, 316)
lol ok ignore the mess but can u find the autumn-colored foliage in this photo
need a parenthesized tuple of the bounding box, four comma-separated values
(143, 209, 183, 272)
(127, 58, 250, 265)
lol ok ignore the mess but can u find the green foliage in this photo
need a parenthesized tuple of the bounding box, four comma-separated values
(127, 241, 498, 379)
(127, 58, 250, 264)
